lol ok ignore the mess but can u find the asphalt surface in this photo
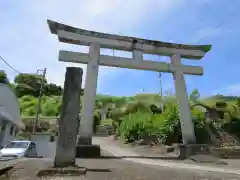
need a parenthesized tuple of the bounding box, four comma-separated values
(24, 135, 240, 180)
(6, 152, 240, 180)
(78, 157, 240, 180)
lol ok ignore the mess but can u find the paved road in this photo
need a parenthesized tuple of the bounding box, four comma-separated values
(26, 136, 240, 179)
(7, 154, 240, 180)
(79, 157, 240, 180)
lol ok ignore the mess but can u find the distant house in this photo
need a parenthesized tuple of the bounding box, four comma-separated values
(0, 83, 25, 147)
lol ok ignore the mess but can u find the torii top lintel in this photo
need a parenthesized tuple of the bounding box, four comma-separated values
(47, 19, 211, 59)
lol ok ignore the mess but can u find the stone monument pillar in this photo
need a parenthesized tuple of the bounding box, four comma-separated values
(54, 67, 82, 167)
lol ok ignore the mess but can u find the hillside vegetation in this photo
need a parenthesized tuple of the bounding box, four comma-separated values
(1, 70, 240, 146)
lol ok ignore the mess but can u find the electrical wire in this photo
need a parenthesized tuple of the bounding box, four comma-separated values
(0, 55, 21, 74)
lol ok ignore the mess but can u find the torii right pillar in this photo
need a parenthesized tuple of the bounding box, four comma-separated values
(171, 54, 196, 144)
(171, 54, 210, 159)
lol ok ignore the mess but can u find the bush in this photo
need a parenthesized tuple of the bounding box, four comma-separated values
(124, 101, 151, 115)
(19, 95, 62, 117)
(41, 101, 58, 116)
(118, 102, 211, 145)
(23, 119, 51, 133)
(119, 102, 180, 144)
(101, 119, 113, 126)
(25, 107, 36, 116)
(192, 108, 211, 144)
(21, 95, 34, 102)
(222, 118, 240, 139)
(119, 112, 153, 142)
(93, 111, 101, 134)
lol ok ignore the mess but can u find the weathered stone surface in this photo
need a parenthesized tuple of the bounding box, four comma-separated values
(77, 135, 92, 145)
(47, 20, 212, 54)
(54, 67, 82, 167)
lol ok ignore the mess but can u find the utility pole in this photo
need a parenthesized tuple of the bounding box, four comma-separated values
(33, 68, 47, 133)
(158, 72, 164, 111)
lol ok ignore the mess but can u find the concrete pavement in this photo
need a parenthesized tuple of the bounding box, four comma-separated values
(77, 154, 240, 180)
(5, 153, 240, 180)
(0, 158, 27, 177)
(18, 135, 240, 179)
(93, 137, 240, 175)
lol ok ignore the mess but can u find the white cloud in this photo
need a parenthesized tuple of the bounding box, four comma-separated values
(1, 0, 184, 89)
(212, 83, 240, 96)
(193, 26, 234, 43)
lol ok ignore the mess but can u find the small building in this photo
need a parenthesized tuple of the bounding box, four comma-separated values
(0, 83, 25, 147)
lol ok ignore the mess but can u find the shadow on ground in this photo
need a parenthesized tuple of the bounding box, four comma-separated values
(96, 155, 181, 160)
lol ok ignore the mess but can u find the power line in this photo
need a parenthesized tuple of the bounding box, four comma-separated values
(0, 55, 21, 74)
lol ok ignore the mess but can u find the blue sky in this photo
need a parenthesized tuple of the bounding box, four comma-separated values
(0, 0, 240, 97)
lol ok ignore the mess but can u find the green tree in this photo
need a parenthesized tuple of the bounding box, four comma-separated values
(190, 89, 200, 102)
(14, 73, 47, 97)
(44, 83, 62, 96)
(0, 70, 9, 84)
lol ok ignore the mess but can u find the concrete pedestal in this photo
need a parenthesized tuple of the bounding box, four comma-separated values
(77, 135, 92, 145)
(76, 135, 101, 158)
(179, 144, 210, 159)
(75, 145, 101, 158)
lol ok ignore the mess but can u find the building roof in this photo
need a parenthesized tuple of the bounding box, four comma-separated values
(0, 106, 24, 129)
(0, 83, 25, 129)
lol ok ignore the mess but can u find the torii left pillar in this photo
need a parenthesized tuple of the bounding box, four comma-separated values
(76, 43, 101, 158)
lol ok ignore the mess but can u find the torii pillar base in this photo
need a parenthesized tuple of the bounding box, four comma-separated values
(75, 144, 101, 158)
(178, 144, 211, 159)
(76, 135, 101, 158)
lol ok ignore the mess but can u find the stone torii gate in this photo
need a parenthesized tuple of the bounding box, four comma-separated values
(47, 20, 211, 148)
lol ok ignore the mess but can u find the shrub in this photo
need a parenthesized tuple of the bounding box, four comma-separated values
(119, 112, 153, 142)
(93, 111, 101, 134)
(23, 119, 51, 133)
(25, 107, 36, 116)
(222, 118, 240, 139)
(21, 95, 34, 102)
(119, 102, 211, 145)
(101, 119, 113, 126)
(41, 101, 58, 116)
(191, 108, 211, 144)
